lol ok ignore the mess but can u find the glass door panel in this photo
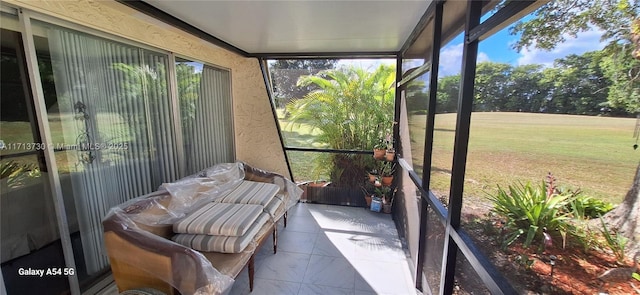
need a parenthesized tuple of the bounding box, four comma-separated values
(0, 13, 70, 294)
(31, 19, 179, 290)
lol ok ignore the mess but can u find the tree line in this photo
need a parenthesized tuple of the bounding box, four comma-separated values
(406, 48, 639, 117)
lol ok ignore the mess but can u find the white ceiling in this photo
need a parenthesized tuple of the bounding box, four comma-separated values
(144, 0, 433, 54)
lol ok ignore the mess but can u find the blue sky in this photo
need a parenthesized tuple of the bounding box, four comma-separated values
(339, 20, 607, 77)
(338, 26, 606, 76)
(437, 25, 607, 76)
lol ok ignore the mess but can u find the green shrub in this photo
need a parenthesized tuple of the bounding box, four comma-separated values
(565, 195, 614, 219)
(487, 175, 578, 248)
(598, 216, 628, 264)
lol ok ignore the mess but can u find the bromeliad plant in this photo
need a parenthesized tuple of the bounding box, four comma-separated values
(487, 173, 578, 248)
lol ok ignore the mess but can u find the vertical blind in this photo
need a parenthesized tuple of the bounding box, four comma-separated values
(48, 27, 181, 274)
(177, 60, 234, 175)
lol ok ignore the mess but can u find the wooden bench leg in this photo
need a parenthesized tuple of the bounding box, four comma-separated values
(273, 226, 277, 254)
(248, 254, 255, 292)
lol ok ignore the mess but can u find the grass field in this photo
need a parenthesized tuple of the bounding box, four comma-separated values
(278, 110, 637, 205)
(5, 110, 635, 205)
(407, 112, 637, 205)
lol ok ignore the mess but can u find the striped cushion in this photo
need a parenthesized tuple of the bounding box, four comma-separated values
(263, 197, 284, 220)
(172, 213, 270, 253)
(216, 181, 279, 206)
(173, 203, 263, 236)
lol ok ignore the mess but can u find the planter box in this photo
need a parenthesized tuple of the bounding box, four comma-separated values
(305, 185, 367, 207)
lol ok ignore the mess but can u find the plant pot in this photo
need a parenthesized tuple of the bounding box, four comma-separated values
(370, 196, 382, 212)
(308, 181, 330, 187)
(373, 148, 386, 160)
(368, 173, 378, 183)
(385, 150, 396, 161)
(383, 203, 392, 214)
(364, 194, 373, 207)
(381, 175, 394, 186)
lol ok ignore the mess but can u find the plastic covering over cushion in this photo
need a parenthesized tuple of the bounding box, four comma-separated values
(173, 203, 264, 236)
(172, 213, 270, 253)
(215, 181, 279, 206)
(263, 197, 285, 220)
(103, 212, 234, 295)
(102, 162, 302, 294)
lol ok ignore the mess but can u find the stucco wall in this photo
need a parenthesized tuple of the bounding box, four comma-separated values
(5, 0, 289, 177)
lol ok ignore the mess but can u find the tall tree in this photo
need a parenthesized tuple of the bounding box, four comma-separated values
(507, 64, 549, 112)
(473, 62, 512, 111)
(544, 52, 611, 115)
(436, 74, 460, 113)
(512, 0, 640, 256)
(510, 0, 640, 115)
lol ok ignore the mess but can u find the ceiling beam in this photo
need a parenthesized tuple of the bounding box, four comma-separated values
(117, 0, 251, 57)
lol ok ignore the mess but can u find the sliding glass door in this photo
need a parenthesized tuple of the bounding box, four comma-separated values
(1, 7, 235, 293)
(0, 11, 70, 294)
(30, 19, 181, 287)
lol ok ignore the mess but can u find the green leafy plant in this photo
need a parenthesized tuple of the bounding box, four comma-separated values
(515, 254, 535, 270)
(566, 195, 614, 219)
(632, 272, 640, 282)
(379, 161, 396, 177)
(487, 173, 577, 248)
(598, 216, 628, 264)
(569, 221, 599, 252)
(375, 185, 391, 200)
(373, 138, 386, 150)
(286, 65, 395, 187)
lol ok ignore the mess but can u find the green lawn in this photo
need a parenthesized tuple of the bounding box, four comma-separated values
(1, 112, 133, 173)
(407, 112, 636, 205)
(5, 110, 634, 205)
(276, 109, 331, 181)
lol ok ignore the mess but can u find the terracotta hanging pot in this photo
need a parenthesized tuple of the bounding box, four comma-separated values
(381, 175, 394, 186)
(373, 148, 386, 160)
(385, 149, 396, 161)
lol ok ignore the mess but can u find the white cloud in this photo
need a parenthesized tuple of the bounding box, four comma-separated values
(517, 28, 606, 66)
(438, 43, 490, 76)
(337, 58, 395, 71)
(439, 43, 464, 75)
(477, 51, 490, 63)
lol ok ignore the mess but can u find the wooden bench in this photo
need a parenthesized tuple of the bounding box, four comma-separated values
(102, 163, 299, 294)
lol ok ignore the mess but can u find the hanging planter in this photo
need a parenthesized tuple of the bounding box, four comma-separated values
(379, 161, 396, 187)
(385, 149, 396, 161)
(373, 148, 386, 160)
(381, 175, 394, 186)
(368, 169, 379, 183)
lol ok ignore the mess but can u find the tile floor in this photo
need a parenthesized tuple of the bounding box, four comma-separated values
(97, 203, 416, 295)
(228, 203, 416, 295)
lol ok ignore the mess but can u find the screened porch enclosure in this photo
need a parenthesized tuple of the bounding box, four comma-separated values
(2, 0, 607, 294)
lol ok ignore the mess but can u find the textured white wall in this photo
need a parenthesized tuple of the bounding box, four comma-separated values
(6, 0, 289, 177)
